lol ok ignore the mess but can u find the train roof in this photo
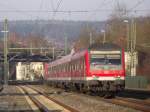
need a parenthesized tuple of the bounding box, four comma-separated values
(49, 54, 72, 66)
(89, 43, 121, 51)
(71, 50, 87, 60)
(48, 43, 122, 67)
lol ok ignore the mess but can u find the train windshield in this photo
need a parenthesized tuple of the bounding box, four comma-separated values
(90, 52, 122, 70)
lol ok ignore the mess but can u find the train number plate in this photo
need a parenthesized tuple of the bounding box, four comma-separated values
(115, 76, 121, 80)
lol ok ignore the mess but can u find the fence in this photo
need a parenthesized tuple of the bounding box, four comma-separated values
(125, 76, 148, 89)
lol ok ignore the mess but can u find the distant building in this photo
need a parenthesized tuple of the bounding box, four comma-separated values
(16, 62, 44, 80)
(16, 62, 29, 80)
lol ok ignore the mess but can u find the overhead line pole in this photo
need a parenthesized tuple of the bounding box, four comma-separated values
(90, 32, 93, 45)
(64, 34, 68, 55)
(2, 19, 9, 85)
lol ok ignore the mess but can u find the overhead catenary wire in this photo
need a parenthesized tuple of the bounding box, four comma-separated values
(130, 0, 145, 11)
(0, 0, 148, 21)
(50, 0, 54, 11)
(36, 0, 44, 20)
(0, 2, 34, 19)
(0, 9, 149, 13)
(51, 0, 63, 20)
(88, 0, 113, 21)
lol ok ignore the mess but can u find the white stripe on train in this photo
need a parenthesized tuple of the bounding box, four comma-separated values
(47, 76, 125, 81)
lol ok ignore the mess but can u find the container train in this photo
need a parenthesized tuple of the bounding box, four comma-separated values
(44, 43, 125, 97)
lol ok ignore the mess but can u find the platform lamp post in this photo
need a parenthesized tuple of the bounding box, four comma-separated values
(101, 29, 106, 44)
(52, 47, 55, 60)
(1, 19, 9, 85)
(124, 20, 130, 51)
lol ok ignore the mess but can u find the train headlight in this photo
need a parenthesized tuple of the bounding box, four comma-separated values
(115, 76, 121, 80)
(92, 75, 95, 78)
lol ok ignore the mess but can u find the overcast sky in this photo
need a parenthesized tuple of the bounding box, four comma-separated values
(0, 0, 149, 21)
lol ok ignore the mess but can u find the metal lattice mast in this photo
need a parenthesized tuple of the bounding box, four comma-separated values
(130, 18, 137, 76)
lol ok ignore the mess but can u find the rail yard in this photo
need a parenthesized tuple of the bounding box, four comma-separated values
(0, 0, 150, 112)
(0, 84, 150, 112)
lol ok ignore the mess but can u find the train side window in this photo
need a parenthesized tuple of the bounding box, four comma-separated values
(74, 62, 75, 70)
(62, 64, 63, 72)
(67, 63, 68, 72)
(50, 67, 51, 74)
(66, 64, 67, 72)
(74, 62, 76, 71)
(66, 63, 68, 72)
(78, 60, 80, 70)
(59, 65, 61, 72)
(66, 63, 67, 72)
(61, 64, 62, 72)
(64, 64, 65, 72)
(70, 63, 71, 72)
(68, 63, 70, 72)
(72, 63, 73, 71)
(53, 66, 54, 72)
(60, 65, 62, 72)
(76, 61, 78, 71)
(82, 58, 84, 69)
(75, 62, 77, 71)
(80, 59, 83, 70)
(75, 61, 77, 71)
(54, 66, 56, 73)
(80, 59, 82, 70)
(72, 63, 74, 71)
(53, 66, 55, 73)
(65, 64, 66, 72)
(76, 62, 77, 71)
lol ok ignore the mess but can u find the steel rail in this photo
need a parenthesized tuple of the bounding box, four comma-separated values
(27, 85, 80, 112)
(117, 97, 150, 107)
(26, 85, 150, 112)
(103, 97, 150, 112)
(19, 86, 50, 112)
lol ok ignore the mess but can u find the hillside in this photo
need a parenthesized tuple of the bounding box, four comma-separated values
(0, 20, 105, 47)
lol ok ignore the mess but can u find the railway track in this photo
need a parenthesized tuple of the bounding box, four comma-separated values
(103, 97, 150, 112)
(18, 85, 79, 112)
(29, 85, 150, 112)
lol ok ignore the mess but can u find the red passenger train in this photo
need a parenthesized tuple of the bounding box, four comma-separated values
(44, 43, 125, 96)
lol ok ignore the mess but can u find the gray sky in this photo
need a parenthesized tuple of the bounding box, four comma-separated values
(0, 0, 149, 21)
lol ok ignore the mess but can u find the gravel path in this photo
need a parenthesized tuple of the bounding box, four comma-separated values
(32, 85, 141, 112)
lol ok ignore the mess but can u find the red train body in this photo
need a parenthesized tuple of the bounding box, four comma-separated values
(44, 43, 125, 96)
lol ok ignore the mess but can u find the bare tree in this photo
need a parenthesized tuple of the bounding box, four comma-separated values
(106, 1, 128, 48)
(74, 26, 97, 51)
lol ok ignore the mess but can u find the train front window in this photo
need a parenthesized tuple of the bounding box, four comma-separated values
(90, 53, 121, 70)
